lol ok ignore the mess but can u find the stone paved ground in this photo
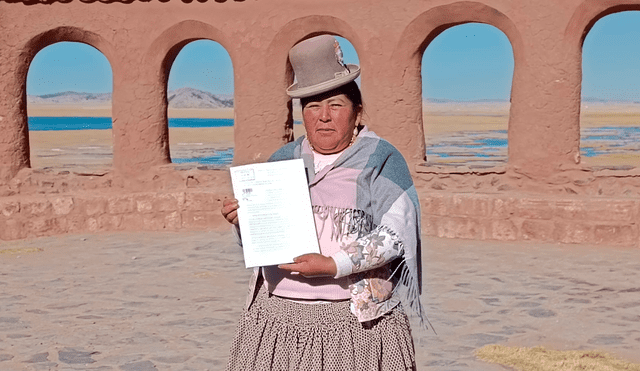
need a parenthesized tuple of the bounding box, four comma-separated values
(1, 231, 639, 370)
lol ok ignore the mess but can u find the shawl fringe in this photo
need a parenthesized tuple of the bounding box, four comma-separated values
(392, 257, 436, 334)
(378, 224, 435, 334)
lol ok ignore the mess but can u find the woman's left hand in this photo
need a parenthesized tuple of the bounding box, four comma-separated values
(278, 253, 337, 277)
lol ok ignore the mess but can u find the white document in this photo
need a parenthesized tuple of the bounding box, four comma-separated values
(230, 159, 320, 268)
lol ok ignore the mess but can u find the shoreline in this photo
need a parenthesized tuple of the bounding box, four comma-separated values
(25, 103, 639, 169)
(27, 106, 236, 119)
(26, 103, 640, 136)
(28, 103, 640, 126)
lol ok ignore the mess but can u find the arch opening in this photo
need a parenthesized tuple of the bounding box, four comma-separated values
(27, 41, 114, 174)
(166, 39, 235, 169)
(580, 10, 640, 170)
(421, 22, 514, 169)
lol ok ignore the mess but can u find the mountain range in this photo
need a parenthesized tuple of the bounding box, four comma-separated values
(28, 87, 234, 109)
(27, 90, 509, 107)
(27, 89, 637, 107)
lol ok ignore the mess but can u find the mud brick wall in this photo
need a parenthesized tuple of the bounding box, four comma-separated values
(421, 194, 640, 247)
(1, 0, 640, 246)
(0, 190, 228, 241)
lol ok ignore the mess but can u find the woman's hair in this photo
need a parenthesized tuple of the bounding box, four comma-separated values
(300, 81, 362, 109)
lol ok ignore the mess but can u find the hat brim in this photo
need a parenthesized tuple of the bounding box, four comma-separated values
(286, 64, 360, 99)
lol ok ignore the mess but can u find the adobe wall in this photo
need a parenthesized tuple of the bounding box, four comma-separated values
(1, 0, 639, 246)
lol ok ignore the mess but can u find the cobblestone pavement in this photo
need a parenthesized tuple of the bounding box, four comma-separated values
(1, 231, 639, 370)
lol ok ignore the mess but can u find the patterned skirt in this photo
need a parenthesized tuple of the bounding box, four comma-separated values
(226, 284, 416, 371)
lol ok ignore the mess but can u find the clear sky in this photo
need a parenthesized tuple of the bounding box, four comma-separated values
(422, 23, 513, 101)
(582, 11, 640, 101)
(26, 11, 640, 102)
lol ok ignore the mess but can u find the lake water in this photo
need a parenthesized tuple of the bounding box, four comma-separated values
(28, 117, 638, 167)
(28, 117, 234, 131)
(28, 117, 238, 166)
(426, 127, 640, 168)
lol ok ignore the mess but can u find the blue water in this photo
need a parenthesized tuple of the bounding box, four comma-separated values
(579, 126, 640, 157)
(172, 148, 235, 165)
(28, 118, 640, 166)
(169, 118, 234, 128)
(28, 117, 235, 131)
(27, 117, 307, 167)
(426, 126, 640, 167)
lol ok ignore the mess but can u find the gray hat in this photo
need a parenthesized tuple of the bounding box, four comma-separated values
(286, 35, 360, 99)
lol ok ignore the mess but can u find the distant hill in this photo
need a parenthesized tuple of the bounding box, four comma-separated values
(582, 97, 640, 104)
(28, 91, 112, 105)
(28, 88, 234, 109)
(167, 87, 233, 109)
(30, 92, 639, 108)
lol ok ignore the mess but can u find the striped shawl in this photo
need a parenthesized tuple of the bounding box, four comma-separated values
(245, 126, 430, 328)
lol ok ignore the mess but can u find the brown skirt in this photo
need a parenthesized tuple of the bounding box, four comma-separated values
(226, 284, 416, 371)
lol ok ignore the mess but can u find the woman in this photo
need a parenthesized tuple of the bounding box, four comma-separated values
(222, 35, 427, 371)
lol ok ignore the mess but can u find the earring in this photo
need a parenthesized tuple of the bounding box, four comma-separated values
(349, 127, 358, 146)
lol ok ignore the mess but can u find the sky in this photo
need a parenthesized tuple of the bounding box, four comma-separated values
(26, 11, 640, 102)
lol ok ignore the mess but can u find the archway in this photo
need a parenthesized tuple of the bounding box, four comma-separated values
(422, 23, 514, 169)
(27, 41, 114, 173)
(580, 10, 640, 170)
(166, 39, 235, 169)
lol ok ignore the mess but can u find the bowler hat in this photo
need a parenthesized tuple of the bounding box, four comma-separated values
(286, 35, 360, 99)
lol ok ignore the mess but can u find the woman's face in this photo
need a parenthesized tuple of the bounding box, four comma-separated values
(302, 93, 362, 155)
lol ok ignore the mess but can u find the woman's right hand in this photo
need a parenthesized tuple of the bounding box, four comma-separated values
(221, 198, 239, 225)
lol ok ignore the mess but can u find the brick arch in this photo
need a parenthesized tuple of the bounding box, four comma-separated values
(21, 26, 117, 82)
(397, 2, 522, 59)
(145, 20, 236, 94)
(564, 3, 640, 90)
(117, 20, 236, 168)
(13, 27, 116, 171)
(262, 15, 364, 143)
(566, 1, 640, 47)
(562, 2, 640, 170)
(390, 1, 523, 164)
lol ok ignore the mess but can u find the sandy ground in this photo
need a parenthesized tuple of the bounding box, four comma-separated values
(25, 103, 640, 170)
(424, 102, 640, 132)
(1, 231, 639, 370)
(422, 102, 510, 135)
(28, 105, 113, 118)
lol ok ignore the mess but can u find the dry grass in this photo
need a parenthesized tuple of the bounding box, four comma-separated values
(580, 152, 640, 167)
(475, 345, 640, 371)
(422, 102, 509, 135)
(28, 127, 235, 148)
(29, 129, 113, 150)
(423, 113, 509, 134)
(581, 112, 640, 128)
(169, 127, 234, 146)
(0, 247, 44, 255)
(25, 103, 640, 169)
(168, 107, 234, 119)
(28, 105, 112, 118)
